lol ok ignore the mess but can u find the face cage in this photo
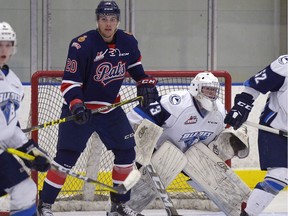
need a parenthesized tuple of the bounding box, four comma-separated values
(198, 82, 220, 101)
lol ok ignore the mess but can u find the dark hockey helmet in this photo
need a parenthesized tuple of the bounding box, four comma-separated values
(95, 1, 120, 20)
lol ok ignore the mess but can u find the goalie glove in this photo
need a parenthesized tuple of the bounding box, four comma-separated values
(136, 77, 159, 107)
(224, 92, 254, 130)
(17, 139, 51, 172)
(70, 99, 91, 125)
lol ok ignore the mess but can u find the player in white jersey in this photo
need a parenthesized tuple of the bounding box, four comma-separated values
(127, 72, 250, 214)
(0, 22, 50, 216)
(128, 72, 226, 152)
(225, 55, 288, 216)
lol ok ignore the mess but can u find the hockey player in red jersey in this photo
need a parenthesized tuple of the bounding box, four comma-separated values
(0, 22, 50, 216)
(37, 1, 158, 216)
(225, 55, 288, 216)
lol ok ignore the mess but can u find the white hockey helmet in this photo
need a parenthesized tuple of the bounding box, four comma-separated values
(0, 22, 17, 55)
(189, 72, 220, 111)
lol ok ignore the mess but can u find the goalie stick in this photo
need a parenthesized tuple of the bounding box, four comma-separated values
(6, 148, 141, 195)
(23, 96, 143, 133)
(244, 121, 288, 137)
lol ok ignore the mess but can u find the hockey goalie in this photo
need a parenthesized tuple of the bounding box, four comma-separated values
(126, 72, 251, 216)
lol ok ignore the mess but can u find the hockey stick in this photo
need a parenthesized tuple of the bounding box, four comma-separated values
(6, 148, 141, 194)
(23, 96, 143, 133)
(144, 164, 182, 216)
(244, 121, 287, 137)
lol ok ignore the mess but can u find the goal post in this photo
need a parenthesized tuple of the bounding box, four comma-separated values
(28, 70, 231, 211)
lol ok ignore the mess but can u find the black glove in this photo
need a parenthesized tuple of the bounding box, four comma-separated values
(71, 102, 91, 125)
(17, 139, 51, 172)
(224, 92, 254, 130)
(137, 77, 159, 107)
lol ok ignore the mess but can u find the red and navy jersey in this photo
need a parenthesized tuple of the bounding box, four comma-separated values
(61, 29, 148, 110)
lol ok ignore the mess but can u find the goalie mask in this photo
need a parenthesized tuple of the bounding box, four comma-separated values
(0, 22, 17, 55)
(189, 72, 220, 111)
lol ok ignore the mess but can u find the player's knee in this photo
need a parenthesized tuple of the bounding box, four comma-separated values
(112, 164, 134, 185)
(256, 168, 288, 195)
(45, 161, 68, 186)
(9, 178, 37, 211)
(113, 148, 136, 164)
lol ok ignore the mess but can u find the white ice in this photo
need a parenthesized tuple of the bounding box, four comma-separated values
(53, 191, 287, 216)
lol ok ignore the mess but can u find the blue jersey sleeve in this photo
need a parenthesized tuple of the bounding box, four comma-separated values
(133, 99, 171, 126)
(244, 65, 285, 94)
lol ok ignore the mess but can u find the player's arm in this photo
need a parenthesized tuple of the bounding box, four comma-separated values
(126, 35, 159, 106)
(127, 98, 171, 128)
(60, 39, 91, 124)
(225, 56, 287, 129)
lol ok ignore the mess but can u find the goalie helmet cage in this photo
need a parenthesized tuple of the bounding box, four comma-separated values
(29, 70, 231, 211)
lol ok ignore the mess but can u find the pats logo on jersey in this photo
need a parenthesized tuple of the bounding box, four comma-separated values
(94, 61, 126, 86)
(169, 94, 181, 105)
(184, 116, 197, 124)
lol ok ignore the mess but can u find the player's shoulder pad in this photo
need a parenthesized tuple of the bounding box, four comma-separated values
(116, 29, 138, 44)
(70, 30, 96, 50)
(161, 90, 193, 115)
(270, 54, 288, 77)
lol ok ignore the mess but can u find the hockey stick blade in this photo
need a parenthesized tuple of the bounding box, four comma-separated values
(23, 96, 143, 133)
(6, 148, 140, 194)
(244, 121, 288, 137)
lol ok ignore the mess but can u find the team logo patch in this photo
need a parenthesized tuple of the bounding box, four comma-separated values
(71, 42, 81, 49)
(278, 55, 288, 65)
(169, 94, 181, 105)
(184, 116, 197, 124)
(77, 35, 87, 42)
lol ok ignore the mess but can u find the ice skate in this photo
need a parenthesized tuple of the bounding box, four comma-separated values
(38, 200, 54, 216)
(106, 202, 144, 216)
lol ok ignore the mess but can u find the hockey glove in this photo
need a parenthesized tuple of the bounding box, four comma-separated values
(224, 92, 254, 130)
(17, 139, 51, 172)
(137, 77, 159, 107)
(70, 101, 91, 125)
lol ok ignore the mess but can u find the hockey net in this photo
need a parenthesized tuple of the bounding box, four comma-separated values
(27, 70, 231, 211)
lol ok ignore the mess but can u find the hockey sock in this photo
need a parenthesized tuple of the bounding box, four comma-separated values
(111, 164, 133, 203)
(40, 169, 67, 204)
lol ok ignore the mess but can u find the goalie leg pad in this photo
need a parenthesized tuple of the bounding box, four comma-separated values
(135, 119, 163, 166)
(128, 141, 187, 212)
(183, 142, 251, 216)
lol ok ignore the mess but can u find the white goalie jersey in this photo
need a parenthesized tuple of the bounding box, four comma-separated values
(0, 67, 28, 153)
(127, 90, 226, 152)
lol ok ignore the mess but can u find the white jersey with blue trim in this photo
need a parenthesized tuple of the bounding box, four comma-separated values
(0, 67, 28, 153)
(243, 55, 288, 131)
(128, 90, 226, 152)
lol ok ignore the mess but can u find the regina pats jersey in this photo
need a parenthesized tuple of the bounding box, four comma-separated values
(127, 90, 226, 152)
(243, 54, 288, 132)
(61, 29, 148, 110)
(0, 66, 28, 153)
